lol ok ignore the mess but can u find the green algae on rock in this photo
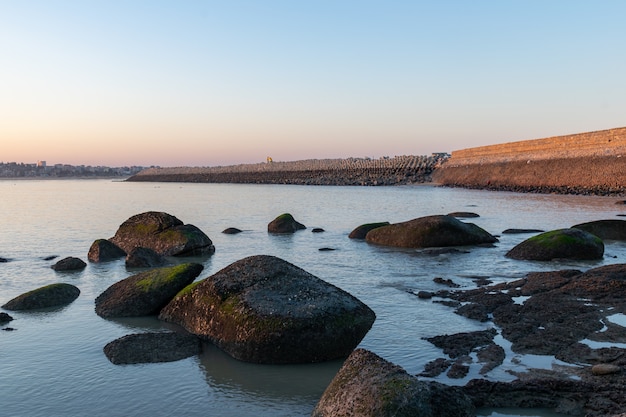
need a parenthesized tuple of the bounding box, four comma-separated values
(109, 211, 215, 256)
(506, 228, 604, 261)
(95, 263, 203, 318)
(159, 255, 375, 364)
(2, 283, 80, 310)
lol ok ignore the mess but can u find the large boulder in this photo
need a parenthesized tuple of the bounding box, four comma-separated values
(365, 215, 497, 248)
(109, 211, 215, 256)
(103, 332, 201, 364)
(2, 283, 80, 310)
(572, 219, 626, 241)
(311, 348, 474, 417)
(348, 222, 390, 239)
(506, 228, 604, 261)
(159, 255, 375, 364)
(267, 213, 306, 234)
(88, 239, 126, 262)
(95, 263, 203, 318)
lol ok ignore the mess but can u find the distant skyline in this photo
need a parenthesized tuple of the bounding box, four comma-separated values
(2, 1, 625, 167)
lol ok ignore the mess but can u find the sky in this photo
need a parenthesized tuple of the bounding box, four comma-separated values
(1, 1, 625, 167)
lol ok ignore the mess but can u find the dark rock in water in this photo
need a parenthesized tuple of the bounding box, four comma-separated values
(572, 219, 626, 241)
(125, 247, 168, 268)
(2, 327, 16, 331)
(506, 228, 604, 261)
(311, 348, 475, 417)
(416, 291, 433, 299)
(51, 256, 87, 271)
(267, 213, 306, 234)
(95, 263, 203, 318)
(42, 255, 58, 261)
(103, 332, 201, 365)
(318, 247, 335, 251)
(447, 361, 470, 379)
(0, 257, 8, 263)
(348, 222, 390, 239)
(365, 215, 497, 249)
(447, 211, 480, 218)
(312, 228, 325, 233)
(2, 283, 80, 310)
(159, 255, 375, 364)
(425, 328, 497, 359)
(0, 312, 14, 323)
(221, 227, 242, 234)
(433, 277, 460, 288)
(419, 357, 453, 377)
(88, 239, 126, 262)
(501, 228, 545, 234)
(109, 211, 215, 257)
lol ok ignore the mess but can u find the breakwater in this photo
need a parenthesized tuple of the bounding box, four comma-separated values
(127, 155, 447, 186)
(432, 127, 626, 196)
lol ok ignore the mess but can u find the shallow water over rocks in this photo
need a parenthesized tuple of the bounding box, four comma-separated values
(1, 180, 626, 416)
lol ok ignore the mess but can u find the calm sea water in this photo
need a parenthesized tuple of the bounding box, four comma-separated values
(1, 179, 625, 417)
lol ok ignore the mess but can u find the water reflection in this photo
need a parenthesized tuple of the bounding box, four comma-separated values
(197, 342, 342, 402)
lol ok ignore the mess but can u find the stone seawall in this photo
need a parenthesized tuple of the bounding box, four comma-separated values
(433, 127, 626, 196)
(127, 155, 446, 186)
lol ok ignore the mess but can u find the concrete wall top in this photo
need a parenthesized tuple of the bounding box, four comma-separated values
(447, 127, 626, 165)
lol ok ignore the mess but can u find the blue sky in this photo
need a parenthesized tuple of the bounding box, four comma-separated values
(1, 1, 625, 167)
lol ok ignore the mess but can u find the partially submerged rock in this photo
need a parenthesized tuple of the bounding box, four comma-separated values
(506, 228, 604, 261)
(221, 227, 242, 234)
(572, 219, 626, 241)
(311, 348, 475, 417)
(365, 215, 497, 249)
(348, 222, 390, 239)
(0, 312, 14, 323)
(159, 255, 375, 364)
(267, 213, 306, 234)
(103, 332, 201, 365)
(2, 283, 80, 310)
(125, 247, 168, 268)
(95, 263, 203, 318)
(447, 211, 479, 218)
(109, 211, 215, 256)
(51, 256, 87, 271)
(87, 239, 126, 262)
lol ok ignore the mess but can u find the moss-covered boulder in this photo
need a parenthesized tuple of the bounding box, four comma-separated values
(311, 348, 474, 417)
(159, 255, 375, 364)
(365, 215, 497, 248)
(95, 263, 203, 318)
(103, 332, 201, 364)
(267, 213, 306, 234)
(506, 228, 604, 261)
(348, 222, 390, 239)
(109, 211, 215, 257)
(572, 219, 626, 241)
(51, 256, 87, 271)
(2, 283, 80, 310)
(88, 239, 126, 262)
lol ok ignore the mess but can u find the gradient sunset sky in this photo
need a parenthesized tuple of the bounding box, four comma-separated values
(2, 1, 625, 167)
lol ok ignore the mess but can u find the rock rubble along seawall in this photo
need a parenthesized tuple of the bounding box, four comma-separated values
(126, 155, 447, 186)
(432, 127, 626, 196)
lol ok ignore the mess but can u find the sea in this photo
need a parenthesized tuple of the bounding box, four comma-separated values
(1, 179, 625, 417)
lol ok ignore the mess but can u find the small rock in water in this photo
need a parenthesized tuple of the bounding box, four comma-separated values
(591, 363, 621, 376)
